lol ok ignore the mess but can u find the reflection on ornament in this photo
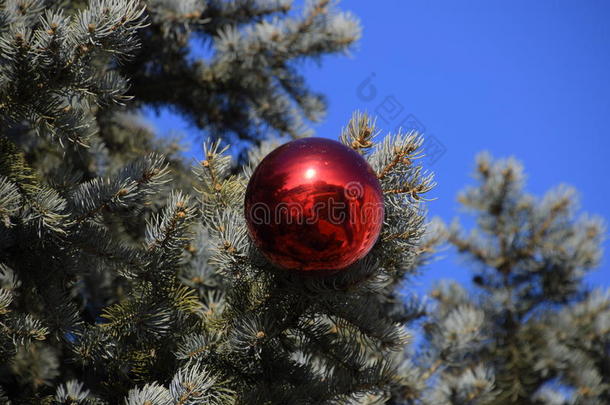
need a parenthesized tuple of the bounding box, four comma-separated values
(244, 137, 384, 272)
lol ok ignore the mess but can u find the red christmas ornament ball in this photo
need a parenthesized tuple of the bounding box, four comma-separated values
(244, 137, 384, 272)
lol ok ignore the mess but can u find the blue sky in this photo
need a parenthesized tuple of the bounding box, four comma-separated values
(146, 1, 610, 292)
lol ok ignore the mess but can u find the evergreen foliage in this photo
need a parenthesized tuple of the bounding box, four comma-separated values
(411, 155, 609, 405)
(0, 0, 607, 404)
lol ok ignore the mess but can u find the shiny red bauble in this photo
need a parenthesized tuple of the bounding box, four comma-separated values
(244, 137, 384, 272)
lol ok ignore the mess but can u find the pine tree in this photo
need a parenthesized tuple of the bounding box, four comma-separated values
(0, 1, 608, 404)
(0, 0, 432, 403)
(388, 154, 609, 405)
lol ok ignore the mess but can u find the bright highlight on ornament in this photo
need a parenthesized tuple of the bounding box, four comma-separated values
(244, 137, 384, 273)
(304, 168, 316, 179)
